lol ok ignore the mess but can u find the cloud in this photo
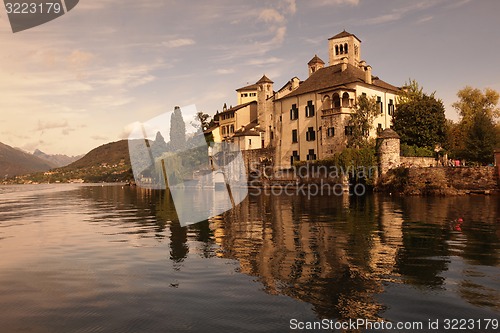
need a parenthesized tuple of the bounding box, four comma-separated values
(258, 8, 285, 24)
(361, 1, 437, 26)
(36, 120, 69, 131)
(416, 16, 433, 24)
(310, 0, 359, 7)
(281, 0, 297, 14)
(91, 135, 109, 141)
(216, 68, 235, 75)
(247, 57, 283, 66)
(161, 38, 196, 48)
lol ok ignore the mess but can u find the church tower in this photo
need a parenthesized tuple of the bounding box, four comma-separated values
(307, 54, 325, 77)
(328, 30, 361, 67)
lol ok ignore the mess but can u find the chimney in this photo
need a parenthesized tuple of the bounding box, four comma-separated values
(291, 77, 299, 90)
(365, 65, 372, 84)
(341, 57, 348, 72)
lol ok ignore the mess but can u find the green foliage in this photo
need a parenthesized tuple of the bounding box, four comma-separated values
(400, 144, 434, 157)
(194, 111, 211, 131)
(295, 145, 377, 184)
(449, 87, 500, 163)
(462, 110, 497, 164)
(397, 79, 427, 104)
(347, 95, 379, 148)
(452, 86, 500, 124)
(393, 80, 446, 149)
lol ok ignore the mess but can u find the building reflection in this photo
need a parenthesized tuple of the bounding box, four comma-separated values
(77, 185, 500, 317)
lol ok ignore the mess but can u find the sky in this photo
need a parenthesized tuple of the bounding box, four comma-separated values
(0, 0, 499, 155)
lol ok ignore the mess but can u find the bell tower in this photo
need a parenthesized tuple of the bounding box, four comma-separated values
(328, 30, 361, 67)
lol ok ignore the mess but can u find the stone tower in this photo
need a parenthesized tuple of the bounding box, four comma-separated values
(328, 30, 361, 67)
(256, 74, 274, 147)
(377, 128, 400, 177)
(307, 54, 325, 77)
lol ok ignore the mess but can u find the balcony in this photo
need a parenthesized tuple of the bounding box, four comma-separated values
(321, 107, 353, 116)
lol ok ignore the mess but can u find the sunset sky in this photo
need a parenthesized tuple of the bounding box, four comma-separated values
(1, 0, 498, 155)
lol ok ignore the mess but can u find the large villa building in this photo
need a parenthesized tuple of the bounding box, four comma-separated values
(210, 31, 400, 169)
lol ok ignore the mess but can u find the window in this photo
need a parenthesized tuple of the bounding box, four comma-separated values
(344, 43, 348, 53)
(327, 127, 335, 137)
(362, 92, 367, 97)
(292, 129, 298, 143)
(248, 139, 252, 145)
(335, 45, 339, 55)
(388, 99, 394, 116)
(307, 149, 316, 161)
(250, 93, 256, 97)
(241, 93, 248, 98)
(290, 104, 299, 120)
(377, 96, 383, 113)
(290, 150, 300, 165)
(306, 127, 316, 141)
(345, 126, 353, 136)
(377, 123, 383, 133)
(230, 124, 234, 133)
(305, 100, 315, 117)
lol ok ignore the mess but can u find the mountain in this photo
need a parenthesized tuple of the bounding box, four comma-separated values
(0, 141, 54, 177)
(63, 140, 131, 170)
(33, 149, 83, 168)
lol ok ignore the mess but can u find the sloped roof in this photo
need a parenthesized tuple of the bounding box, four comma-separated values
(232, 120, 264, 137)
(256, 74, 273, 84)
(217, 100, 257, 116)
(308, 54, 325, 65)
(276, 63, 399, 100)
(329, 30, 361, 42)
(236, 83, 259, 91)
(378, 128, 400, 139)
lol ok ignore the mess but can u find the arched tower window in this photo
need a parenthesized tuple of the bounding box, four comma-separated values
(335, 45, 339, 55)
(332, 93, 341, 108)
(344, 43, 348, 53)
(323, 96, 332, 109)
(339, 44, 344, 54)
(342, 92, 350, 107)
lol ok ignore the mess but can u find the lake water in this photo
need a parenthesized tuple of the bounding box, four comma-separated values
(0, 184, 498, 332)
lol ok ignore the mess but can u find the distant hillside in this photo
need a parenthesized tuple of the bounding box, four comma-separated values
(0, 142, 54, 177)
(62, 140, 131, 170)
(6, 139, 160, 184)
(33, 149, 82, 168)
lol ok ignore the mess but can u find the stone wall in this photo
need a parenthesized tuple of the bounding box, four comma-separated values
(241, 147, 275, 177)
(400, 157, 436, 168)
(380, 166, 498, 195)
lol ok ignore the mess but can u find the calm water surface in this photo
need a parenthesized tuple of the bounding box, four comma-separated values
(0, 184, 498, 332)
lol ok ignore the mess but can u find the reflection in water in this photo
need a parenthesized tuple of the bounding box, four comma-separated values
(0, 184, 498, 332)
(78, 187, 500, 318)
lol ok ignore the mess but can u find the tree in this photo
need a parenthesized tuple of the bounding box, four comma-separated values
(451, 87, 500, 163)
(169, 106, 186, 152)
(462, 110, 497, 164)
(452, 86, 500, 126)
(392, 80, 446, 149)
(347, 95, 379, 148)
(195, 111, 211, 131)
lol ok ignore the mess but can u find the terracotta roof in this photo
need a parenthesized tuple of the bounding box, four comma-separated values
(232, 120, 264, 137)
(256, 74, 273, 84)
(217, 100, 256, 116)
(276, 63, 399, 100)
(236, 83, 259, 91)
(328, 30, 361, 42)
(308, 54, 325, 65)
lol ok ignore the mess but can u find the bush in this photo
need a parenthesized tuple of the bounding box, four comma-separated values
(400, 144, 434, 157)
